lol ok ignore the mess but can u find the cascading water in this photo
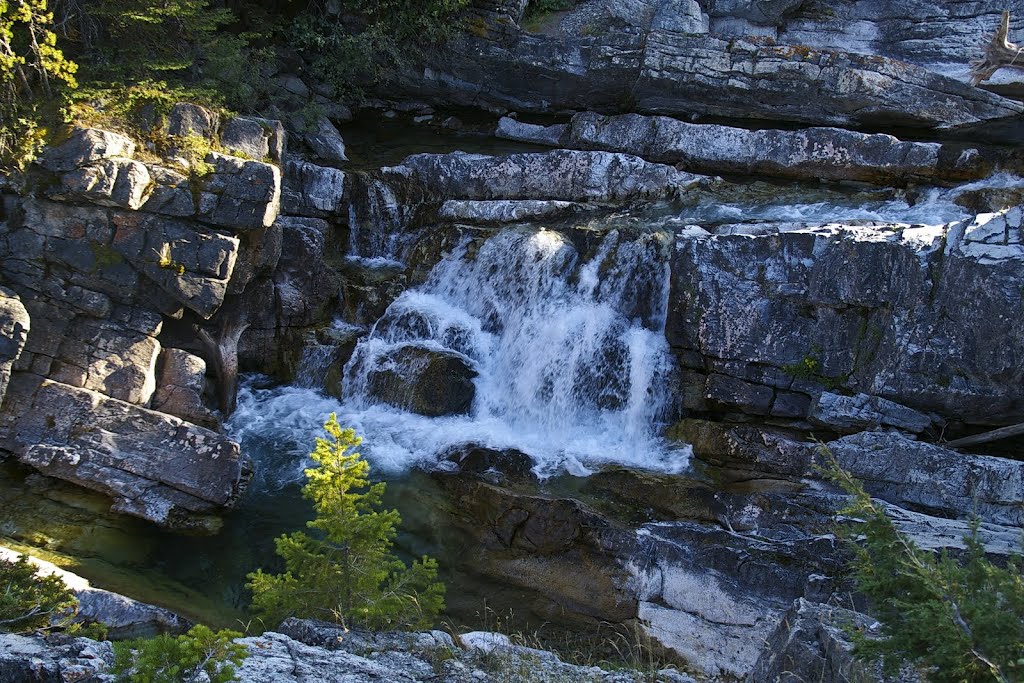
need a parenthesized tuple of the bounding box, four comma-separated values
(347, 173, 417, 264)
(232, 225, 690, 481)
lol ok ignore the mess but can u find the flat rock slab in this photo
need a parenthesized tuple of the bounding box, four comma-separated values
(0, 374, 250, 532)
(498, 111, 986, 184)
(397, 149, 706, 202)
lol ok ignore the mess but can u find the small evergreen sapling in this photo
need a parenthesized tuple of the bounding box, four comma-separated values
(0, 554, 78, 633)
(247, 413, 445, 630)
(111, 624, 247, 683)
(824, 453, 1024, 682)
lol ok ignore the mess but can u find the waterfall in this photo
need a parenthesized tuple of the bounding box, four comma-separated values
(339, 226, 688, 476)
(347, 173, 416, 264)
(294, 343, 335, 390)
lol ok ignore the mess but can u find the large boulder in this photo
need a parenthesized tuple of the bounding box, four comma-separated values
(0, 374, 250, 532)
(196, 153, 281, 231)
(282, 160, 346, 217)
(151, 348, 217, 428)
(37, 128, 135, 173)
(363, 344, 477, 416)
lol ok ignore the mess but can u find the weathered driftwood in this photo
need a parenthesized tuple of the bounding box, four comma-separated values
(971, 10, 1024, 85)
(946, 422, 1024, 449)
(195, 316, 250, 417)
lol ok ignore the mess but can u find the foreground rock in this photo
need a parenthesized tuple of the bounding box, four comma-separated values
(0, 288, 29, 405)
(0, 375, 249, 532)
(498, 112, 986, 185)
(0, 546, 189, 639)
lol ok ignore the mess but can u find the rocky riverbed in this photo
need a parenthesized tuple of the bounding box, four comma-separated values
(3, 0, 1024, 681)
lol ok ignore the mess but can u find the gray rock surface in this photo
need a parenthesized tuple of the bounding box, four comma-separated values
(221, 116, 285, 162)
(0, 288, 29, 406)
(391, 28, 1022, 130)
(0, 374, 249, 531)
(398, 150, 705, 201)
(0, 632, 115, 683)
(197, 152, 282, 231)
(829, 431, 1024, 527)
(50, 158, 153, 210)
(303, 116, 349, 163)
(151, 348, 217, 428)
(809, 392, 932, 434)
(282, 159, 346, 217)
(667, 215, 1024, 426)
(498, 111, 984, 184)
(37, 128, 135, 173)
(167, 102, 219, 138)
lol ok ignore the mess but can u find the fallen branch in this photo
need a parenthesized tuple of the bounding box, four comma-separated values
(945, 422, 1024, 449)
(970, 10, 1024, 85)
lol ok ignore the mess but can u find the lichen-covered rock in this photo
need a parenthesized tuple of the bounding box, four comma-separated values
(828, 431, 1024, 527)
(37, 128, 135, 173)
(142, 166, 196, 217)
(398, 150, 705, 202)
(0, 632, 116, 683)
(0, 287, 29, 406)
(0, 374, 249, 531)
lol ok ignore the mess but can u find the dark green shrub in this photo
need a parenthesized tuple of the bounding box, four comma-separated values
(0, 554, 79, 633)
(111, 624, 247, 683)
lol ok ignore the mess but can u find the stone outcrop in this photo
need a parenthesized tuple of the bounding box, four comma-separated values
(388, 27, 1022, 131)
(363, 344, 478, 416)
(0, 120, 281, 527)
(0, 375, 249, 532)
(668, 213, 1024, 427)
(497, 112, 987, 184)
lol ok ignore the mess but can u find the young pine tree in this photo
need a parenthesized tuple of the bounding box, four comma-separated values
(824, 454, 1024, 682)
(247, 414, 444, 630)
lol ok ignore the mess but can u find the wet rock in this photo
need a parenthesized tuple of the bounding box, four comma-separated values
(151, 348, 217, 428)
(0, 546, 190, 638)
(668, 419, 814, 478)
(809, 391, 932, 434)
(37, 128, 135, 173)
(0, 288, 29, 406)
(398, 150, 704, 202)
(442, 445, 536, 478)
(0, 374, 250, 531)
(364, 344, 477, 416)
(197, 152, 281, 231)
(438, 199, 592, 224)
(827, 431, 1024, 527)
(282, 160, 346, 217)
(166, 102, 218, 138)
(502, 111, 983, 184)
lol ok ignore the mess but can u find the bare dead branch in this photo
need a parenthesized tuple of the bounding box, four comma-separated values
(971, 10, 1024, 85)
